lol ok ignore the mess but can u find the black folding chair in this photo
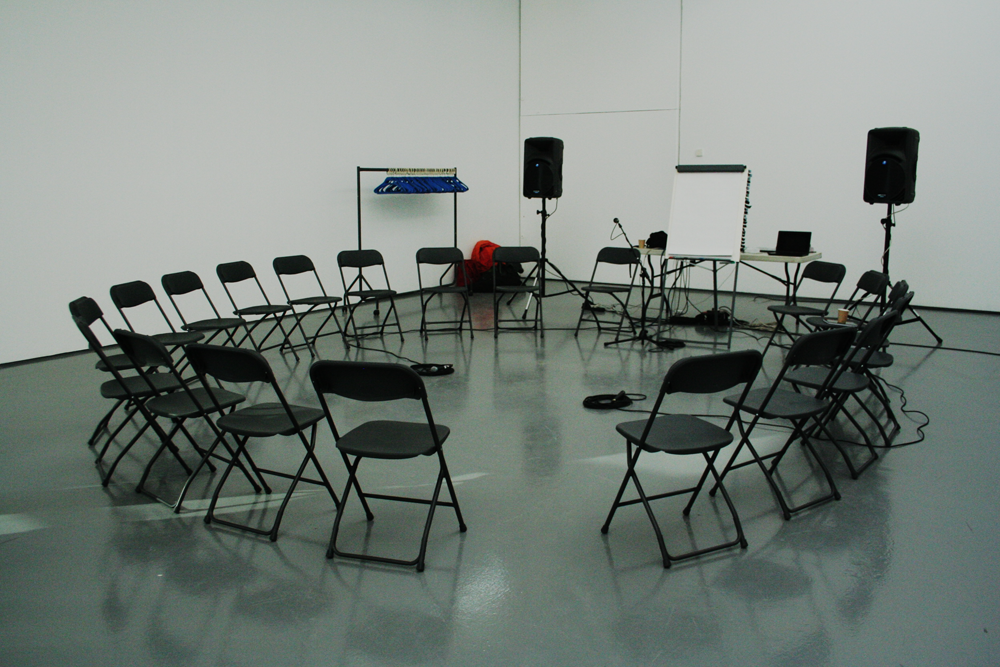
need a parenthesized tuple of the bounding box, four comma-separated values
(337, 249, 404, 344)
(109, 280, 204, 349)
(492, 246, 542, 338)
(161, 271, 248, 347)
(574, 246, 640, 339)
(311, 360, 467, 572)
(112, 329, 268, 512)
(716, 326, 858, 520)
(806, 269, 888, 331)
(784, 311, 900, 477)
(601, 350, 763, 568)
(186, 343, 339, 541)
(415, 247, 474, 339)
(272, 254, 344, 354)
(216, 260, 300, 360)
(70, 298, 188, 485)
(69, 296, 160, 455)
(761, 260, 846, 357)
(842, 291, 915, 444)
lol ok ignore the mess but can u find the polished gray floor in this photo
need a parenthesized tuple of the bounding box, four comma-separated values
(2, 288, 999, 666)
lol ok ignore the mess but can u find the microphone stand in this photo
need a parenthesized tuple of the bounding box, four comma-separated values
(603, 218, 684, 350)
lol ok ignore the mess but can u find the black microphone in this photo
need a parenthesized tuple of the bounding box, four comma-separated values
(613, 217, 620, 225)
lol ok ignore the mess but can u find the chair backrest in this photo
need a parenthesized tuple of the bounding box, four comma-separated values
(310, 360, 425, 402)
(310, 360, 439, 444)
(416, 247, 468, 290)
(338, 249, 385, 269)
(273, 254, 316, 276)
(791, 260, 846, 310)
(110, 280, 178, 333)
(217, 260, 258, 285)
(595, 246, 640, 266)
(69, 297, 135, 375)
(217, 260, 273, 308)
(185, 343, 274, 385)
(338, 249, 392, 294)
(839, 270, 889, 324)
(416, 247, 463, 266)
(185, 343, 305, 431)
(662, 350, 763, 396)
(274, 254, 331, 301)
(161, 271, 224, 323)
(493, 246, 539, 265)
(800, 260, 847, 285)
(161, 270, 206, 297)
(785, 325, 856, 368)
(886, 279, 909, 309)
(69, 296, 107, 331)
(113, 328, 174, 370)
(855, 270, 889, 297)
(68, 296, 121, 354)
(639, 350, 763, 443)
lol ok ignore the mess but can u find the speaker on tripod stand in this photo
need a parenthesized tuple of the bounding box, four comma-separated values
(864, 127, 919, 205)
(524, 137, 563, 199)
(862, 126, 941, 344)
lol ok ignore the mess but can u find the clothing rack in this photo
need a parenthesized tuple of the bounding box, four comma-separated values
(356, 167, 466, 249)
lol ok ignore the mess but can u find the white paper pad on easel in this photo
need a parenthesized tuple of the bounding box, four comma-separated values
(665, 165, 748, 261)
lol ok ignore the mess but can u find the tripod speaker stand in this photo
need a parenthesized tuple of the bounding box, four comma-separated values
(879, 203, 942, 344)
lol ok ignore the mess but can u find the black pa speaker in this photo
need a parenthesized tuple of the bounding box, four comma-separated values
(523, 137, 563, 199)
(864, 127, 919, 204)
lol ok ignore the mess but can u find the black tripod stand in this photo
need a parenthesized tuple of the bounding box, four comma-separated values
(880, 203, 942, 344)
(519, 199, 591, 317)
(602, 218, 684, 349)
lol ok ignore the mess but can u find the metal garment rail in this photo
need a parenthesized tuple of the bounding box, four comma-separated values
(355, 167, 463, 250)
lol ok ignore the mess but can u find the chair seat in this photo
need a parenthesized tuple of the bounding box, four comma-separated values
(100, 372, 183, 400)
(616, 415, 734, 454)
(95, 353, 136, 373)
(346, 289, 396, 300)
(785, 366, 868, 394)
(336, 420, 450, 459)
(496, 284, 539, 294)
(848, 348, 893, 369)
(583, 284, 631, 295)
(234, 304, 290, 317)
(289, 295, 341, 306)
(146, 386, 245, 420)
(423, 285, 467, 295)
(152, 330, 204, 346)
(725, 387, 828, 420)
(217, 402, 324, 437)
(768, 304, 826, 317)
(183, 317, 246, 331)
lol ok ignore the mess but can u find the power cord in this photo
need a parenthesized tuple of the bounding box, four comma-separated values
(583, 391, 647, 410)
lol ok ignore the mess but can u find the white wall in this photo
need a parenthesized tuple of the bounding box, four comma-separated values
(518, 0, 1000, 311)
(3, 0, 998, 363)
(679, 0, 1000, 309)
(518, 1, 682, 277)
(0, 0, 521, 363)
